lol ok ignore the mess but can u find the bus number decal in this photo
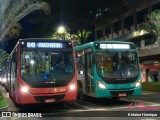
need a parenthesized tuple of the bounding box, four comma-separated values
(100, 44, 107, 49)
(27, 42, 36, 48)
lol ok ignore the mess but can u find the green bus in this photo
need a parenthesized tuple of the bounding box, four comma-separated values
(75, 41, 142, 100)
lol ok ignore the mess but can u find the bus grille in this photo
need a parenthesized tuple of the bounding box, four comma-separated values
(34, 94, 65, 102)
(110, 90, 134, 96)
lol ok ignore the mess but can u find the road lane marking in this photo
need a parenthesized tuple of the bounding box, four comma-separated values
(76, 100, 103, 107)
(143, 91, 160, 94)
(132, 99, 160, 106)
(122, 98, 160, 105)
(72, 102, 91, 109)
(42, 104, 160, 116)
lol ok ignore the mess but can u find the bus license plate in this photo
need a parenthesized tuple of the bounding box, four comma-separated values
(118, 93, 126, 97)
(45, 99, 55, 103)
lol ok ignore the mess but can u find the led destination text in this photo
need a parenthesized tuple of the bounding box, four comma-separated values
(26, 42, 63, 48)
(99, 44, 130, 49)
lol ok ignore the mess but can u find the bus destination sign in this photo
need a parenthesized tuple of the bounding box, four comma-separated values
(21, 42, 64, 49)
(95, 43, 135, 50)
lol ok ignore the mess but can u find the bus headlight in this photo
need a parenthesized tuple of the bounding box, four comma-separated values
(135, 81, 141, 87)
(2, 78, 6, 83)
(98, 81, 106, 89)
(21, 86, 29, 93)
(19, 84, 29, 93)
(69, 82, 76, 91)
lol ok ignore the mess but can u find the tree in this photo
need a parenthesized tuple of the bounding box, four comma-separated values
(52, 29, 80, 46)
(0, 49, 9, 68)
(77, 29, 92, 44)
(0, 0, 49, 42)
(140, 10, 160, 45)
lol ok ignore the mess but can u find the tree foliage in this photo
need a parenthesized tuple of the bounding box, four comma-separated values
(140, 10, 160, 45)
(52, 30, 80, 46)
(0, 49, 9, 67)
(0, 0, 50, 41)
(77, 29, 92, 44)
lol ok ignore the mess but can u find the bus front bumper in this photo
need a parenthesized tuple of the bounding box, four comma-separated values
(96, 86, 142, 98)
(16, 89, 77, 105)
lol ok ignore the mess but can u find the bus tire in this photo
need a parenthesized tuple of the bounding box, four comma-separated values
(9, 90, 12, 99)
(5, 85, 9, 92)
(77, 81, 84, 100)
(15, 103, 25, 109)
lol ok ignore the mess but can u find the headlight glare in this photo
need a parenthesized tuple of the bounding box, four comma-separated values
(19, 84, 29, 93)
(69, 82, 76, 91)
(2, 78, 6, 83)
(98, 81, 106, 89)
(21, 86, 29, 93)
(135, 81, 141, 87)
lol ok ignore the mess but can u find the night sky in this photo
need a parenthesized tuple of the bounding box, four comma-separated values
(5, 0, 127, 53)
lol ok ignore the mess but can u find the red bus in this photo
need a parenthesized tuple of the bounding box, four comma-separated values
(8, 38, 77, 105)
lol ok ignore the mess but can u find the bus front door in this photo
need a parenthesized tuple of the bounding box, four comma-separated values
(85, 54, 94, 95)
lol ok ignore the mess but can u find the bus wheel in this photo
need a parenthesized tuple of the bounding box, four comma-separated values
(5, 86, 9, 92)
(9, 93, 11, 98)
(77, 82, 84, 100)
(77, 87, 84, 100)
(15, 103, 26, 109)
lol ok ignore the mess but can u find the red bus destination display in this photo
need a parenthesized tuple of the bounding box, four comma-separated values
(20, 41, 72, 49)
(27, 42, 63, 48)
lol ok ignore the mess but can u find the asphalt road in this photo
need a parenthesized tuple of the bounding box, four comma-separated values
(0, 85, 160, 120)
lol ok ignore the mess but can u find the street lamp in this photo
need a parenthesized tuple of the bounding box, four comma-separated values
(57, 26, 65, 34)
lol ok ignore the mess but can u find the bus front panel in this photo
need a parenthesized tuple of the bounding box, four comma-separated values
(94, 50, 142, 98)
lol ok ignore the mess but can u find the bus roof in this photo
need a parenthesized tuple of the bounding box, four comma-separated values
(19, 38, 72, 43)
(75, 40, 135, 51)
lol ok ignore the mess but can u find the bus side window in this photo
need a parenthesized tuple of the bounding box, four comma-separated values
(87, 53, 93, 75)
(13, 50, 17, 79)
(76, 52, 84, 72)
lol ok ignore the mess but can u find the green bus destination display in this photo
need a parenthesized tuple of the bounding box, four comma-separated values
(21, 42, 64, 48)
(95, 43, 136, 50)
(100, 44, 130, 49)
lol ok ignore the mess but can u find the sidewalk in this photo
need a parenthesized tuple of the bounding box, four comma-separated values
(142, 82, 160, 92)
(0, 89, 8, 111)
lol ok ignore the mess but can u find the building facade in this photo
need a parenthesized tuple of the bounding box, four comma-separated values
(95, 0, 160, 82)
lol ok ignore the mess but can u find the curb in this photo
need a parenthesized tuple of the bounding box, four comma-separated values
(142, 84, 160, 92)
(0, 106, 8, 111)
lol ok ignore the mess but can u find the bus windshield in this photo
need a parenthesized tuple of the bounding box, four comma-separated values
(20, 50, 74, 83)
(96, 51, 139, 78)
